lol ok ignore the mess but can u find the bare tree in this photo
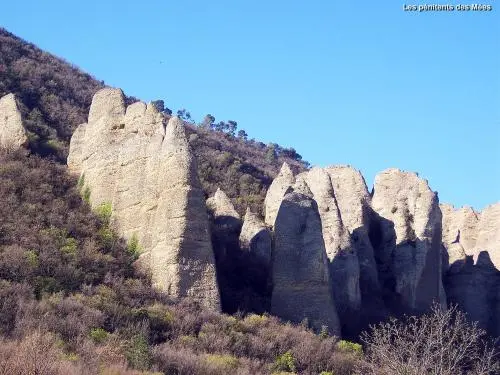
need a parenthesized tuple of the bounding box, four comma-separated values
(360, 304, 499, 375)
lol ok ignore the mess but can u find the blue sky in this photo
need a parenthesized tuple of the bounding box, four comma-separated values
(1, 1, 499, 210)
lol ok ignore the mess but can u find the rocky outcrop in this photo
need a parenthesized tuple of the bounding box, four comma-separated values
(474, 203, 500, 270)
(207, 188, 240, 220)
(207, 188, 242, 260)
(326, 166, 385, 322)
(239, 208, 272, 266)
(441, 204, 479, 266)
(442, 203, 500, 336)
(298, 168, 361, 331)
(68, 88, 220, 310)
(371, 169, 445, 314)
(0, 93, 27, 150)
(264, 162, 295, 227)
(444, 252, 499, 336)
(271, 190, 341, 335)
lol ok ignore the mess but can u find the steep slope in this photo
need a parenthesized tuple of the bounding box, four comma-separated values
(0, 27, 307, 215)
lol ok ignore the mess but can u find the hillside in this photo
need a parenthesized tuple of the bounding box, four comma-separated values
(0, 27, 499, 375)
(0, 27, 307, 215)
(0, 150, 366, 374)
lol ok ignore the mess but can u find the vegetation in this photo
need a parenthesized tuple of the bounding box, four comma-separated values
(0, 150, 364, 374)
(1, 27, 499, 375)
(0, 27, 307, 215)
(361, 304, 499, 375)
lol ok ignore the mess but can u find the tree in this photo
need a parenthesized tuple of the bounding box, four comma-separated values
(151, 100, 164, 113)
(360, 304, 500, 375)
(227, 120, 238, 136)
(214, 121, 226, 132)
(237, 129, 248, 140)
(200, 114, 215, 129)
(176, 109, 191, 121)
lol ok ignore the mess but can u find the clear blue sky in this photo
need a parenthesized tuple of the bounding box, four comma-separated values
(1, 1, 499, 210)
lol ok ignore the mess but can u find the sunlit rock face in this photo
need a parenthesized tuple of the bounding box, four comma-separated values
(68, 88, 220, 310)
(371, 169, 445, 314)
(0, 93, 27, 151)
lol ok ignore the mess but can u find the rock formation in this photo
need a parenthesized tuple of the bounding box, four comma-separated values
(68, 87, 220, 310)
(0, 93, 27, 150)
(207, 188, 242, 260)
(271, 190, 341, 335)
(441, 204, 479, 266)
(298, 167, 361, 331)
(371, 169, 445, 314)
(239, 208, 272, 266)
(474, 203, 500, 270)
(444, 252, 499, 336)
(207, 188, 240, 220)
(264, 162, 295, 227)
(442, 202, 500, 336)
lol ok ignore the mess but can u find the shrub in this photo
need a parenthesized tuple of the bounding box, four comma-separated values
(125, 333, 151, 371)
(127, 233, 141, 259)
(96, 202, 112, 225)
(89, 327, 109, 343)
(205, 353, 239, 372)
(82, 186, 91, 203)
(361, 304, 500, 375)
(274, 351, 296, 373)
(336, 340, 362, 356)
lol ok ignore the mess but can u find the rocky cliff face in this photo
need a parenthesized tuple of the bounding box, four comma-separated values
(68, 88, 220, 310)
(66, 88, 498, 336)
(0, 93, 27, 151)
(441, 202, 500, 336)
(264, 162, 295, 227)
(263, 164, 448, 335)
(371, 169, 446, 314)
(271, 190, 341, 334)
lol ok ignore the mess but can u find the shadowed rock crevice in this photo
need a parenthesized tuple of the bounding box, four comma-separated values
(444, 252, 500, 336)
(208, 190, 271, 314)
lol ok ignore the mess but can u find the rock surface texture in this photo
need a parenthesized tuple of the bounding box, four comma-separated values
(442, 202, 500, 336)
(370, 169, 445, 314)
(0, 93, 27, 150)
(474, 203, 500, 270)
(271, 191, 341, 335)
(440, 204, 479, 266)
(239, 208, 272, 266)
(264, 162, 295, 227)
(68, 88, 220, 310)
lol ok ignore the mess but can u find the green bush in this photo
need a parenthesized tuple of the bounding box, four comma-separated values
(336, 340, 363, 355)
(127, 233, 141, 259)
(25, 250, 39, 268)
(126, 333, 151, 371)
(96, 202, 112, 225)
(89, 327, 108, 343)
(205, 354, 239, 371)
(60, 237, 78, 257)
(274, 351, 296, 373)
